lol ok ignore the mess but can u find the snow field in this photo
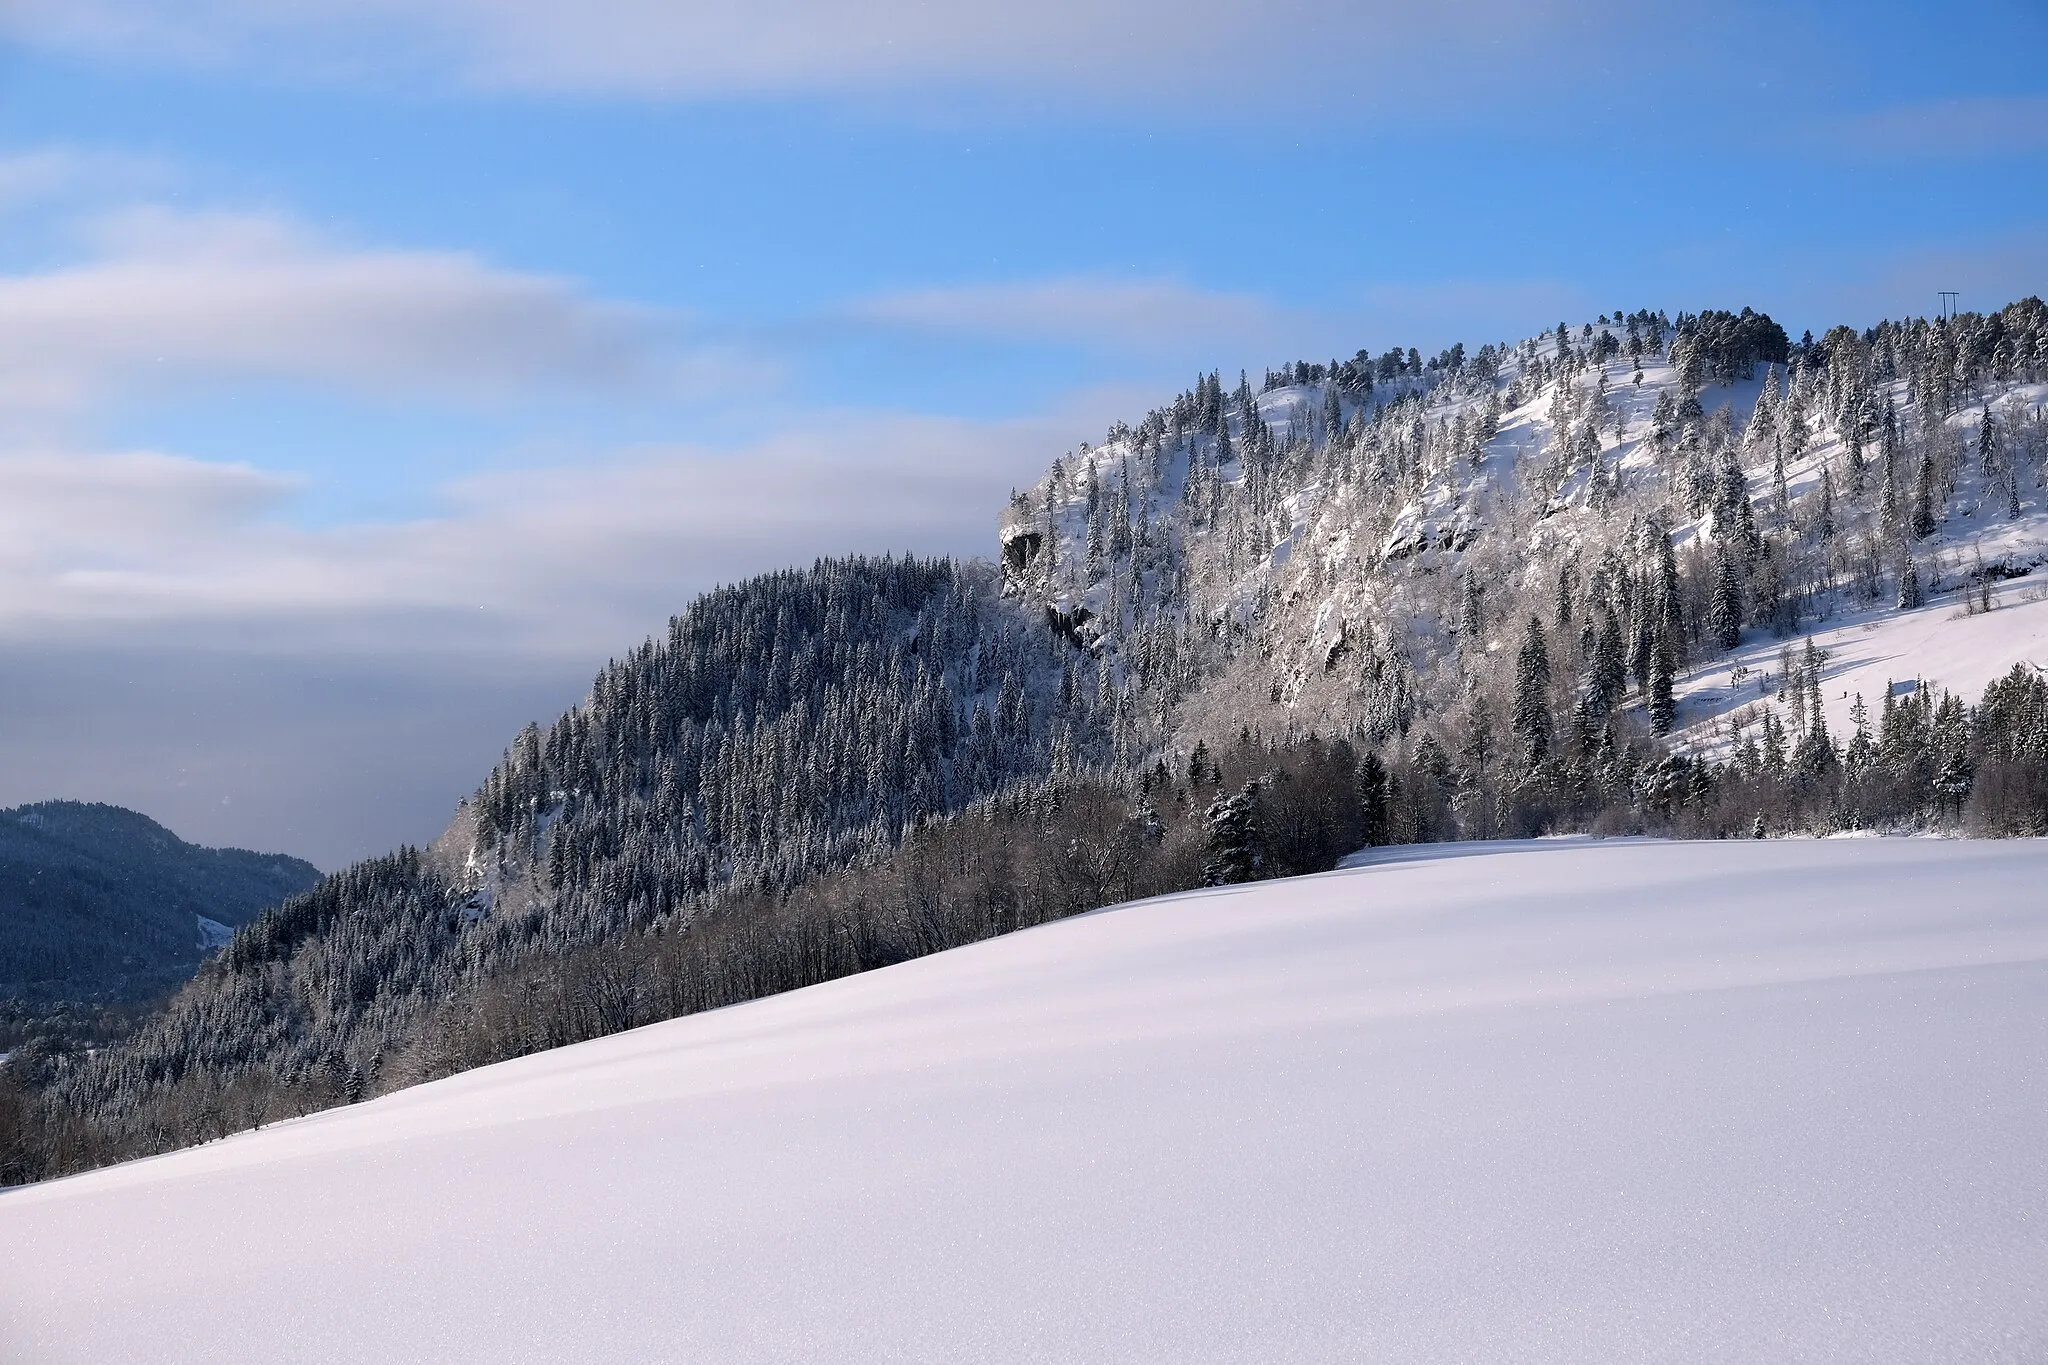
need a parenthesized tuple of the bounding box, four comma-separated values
(1675, 583, 2048, 755)
(4, 837, 2047, 1363)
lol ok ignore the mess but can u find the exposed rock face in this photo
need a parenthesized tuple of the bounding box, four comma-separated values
(1000, 525, 1043, 574)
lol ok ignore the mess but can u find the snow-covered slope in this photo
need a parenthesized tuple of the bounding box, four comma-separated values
(5, 838, 2046, 1363)
(999, 305, 2048, 767)
(1675, 583, 2048, 756)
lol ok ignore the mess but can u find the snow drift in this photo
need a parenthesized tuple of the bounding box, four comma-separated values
(4, 837, 2046, 1363)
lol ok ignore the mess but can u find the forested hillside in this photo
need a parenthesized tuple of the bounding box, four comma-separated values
(10, 299, 2048, 1182)
(0, 802, 319, 1005)
(19, 557, 1112, 1157)
(999, 300, 2048, 800)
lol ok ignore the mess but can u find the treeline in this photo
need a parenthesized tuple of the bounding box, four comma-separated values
(13, 299, 2048, 1187)
(476, 552, 1112, 910)
(0, 730, 1351, 1181)
(13, 651, 2047, 1183)
(7, 552, 1122, 1179)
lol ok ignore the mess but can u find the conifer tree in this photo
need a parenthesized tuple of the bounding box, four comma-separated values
(1201, 783, 1263, 886)
(1512, 617, 1553, 762)
(1648, 630, 1677, 735)
(1761, 710, 1787, 775)
(1708, 550, 1744, 649)
(1772, 437, 1791, 527)
(1588, 607, 1626, 716)
(1356, 754, 1390, 847)
(1459, 575, 1485, 643)
(1782, 384, 1810, 461)
(1716, 454, 1759, 559)
(1911, 449, 1938, 538)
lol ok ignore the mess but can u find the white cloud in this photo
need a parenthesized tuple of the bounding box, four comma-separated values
(4, 0, 1629, 108)
(0, 396, 1136, 657)
(0, 396, 1140, 864)
(0, 208, 689, 414)
(0, 148, 174, 216)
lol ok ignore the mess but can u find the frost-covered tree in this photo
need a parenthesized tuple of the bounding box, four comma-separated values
(1512, 617, 1553, 763)
(1201, 783, 1263, 886)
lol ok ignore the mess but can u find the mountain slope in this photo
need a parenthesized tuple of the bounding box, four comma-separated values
(33, 299, 2048, 1163)
(1000, 303, 2048, 774)
(5, 838, 2045, 1364)
(0, 802, 320, 1004)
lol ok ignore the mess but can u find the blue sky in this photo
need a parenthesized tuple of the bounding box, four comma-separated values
(0, 0, 2043, 863)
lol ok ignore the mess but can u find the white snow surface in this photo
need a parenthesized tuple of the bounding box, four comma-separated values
(1675, 585, 2048, 755)
(6, 838, 2048, 1363)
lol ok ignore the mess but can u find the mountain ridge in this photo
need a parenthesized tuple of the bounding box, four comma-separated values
(15, 297, 2048, 1176)
(0, 800, 321, 1006)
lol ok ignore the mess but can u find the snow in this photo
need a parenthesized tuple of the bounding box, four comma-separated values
(6, 838, 2048, 1363)
(1675, 582, 2048, 753)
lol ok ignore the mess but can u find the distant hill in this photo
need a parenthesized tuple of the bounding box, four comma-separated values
(0, 802, 321, 1003)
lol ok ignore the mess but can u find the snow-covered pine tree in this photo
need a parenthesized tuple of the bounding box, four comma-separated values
(1512, 617, 1553, 763)
(1201, 783, 1263, 886)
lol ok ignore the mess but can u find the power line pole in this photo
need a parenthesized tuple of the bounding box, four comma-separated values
(1939, 291, 1959, 322)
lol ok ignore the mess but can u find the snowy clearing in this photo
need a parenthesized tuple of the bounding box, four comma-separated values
(1674, 583, 2048, 755)
(5, 838, 2048, 1363)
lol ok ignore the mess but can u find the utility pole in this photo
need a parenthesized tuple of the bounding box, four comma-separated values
(1938, 291, 1959, 322)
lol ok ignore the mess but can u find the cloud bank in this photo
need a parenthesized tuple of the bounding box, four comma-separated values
(0, 400, 1125, 659)
(9, 0, 1643, 109)
(0, 404, 1118, 863)
(0, 209, 671, 415)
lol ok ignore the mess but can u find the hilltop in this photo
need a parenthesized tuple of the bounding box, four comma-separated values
(999, 302, 2048, 775)
(12, 298, 2048, 1177)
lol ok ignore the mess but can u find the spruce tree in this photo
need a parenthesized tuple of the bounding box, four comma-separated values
(1912, 449, 1938, 539)
(1356, 754, 1390, 846)
(1653, 519, 1683, 657)
(1460, 575, 1485, 643)
(1589, 607, 1626, 716)
(1201, 783, 1263, 886)
(1898, 551, 1923, 610)
(1772, 437, 1791, 528)
(1648, 629, 1677, 735)
(1716, 454, 1759, 558)
(1708, 550, 1744, 649)
(1512, 616, 1553, 763)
